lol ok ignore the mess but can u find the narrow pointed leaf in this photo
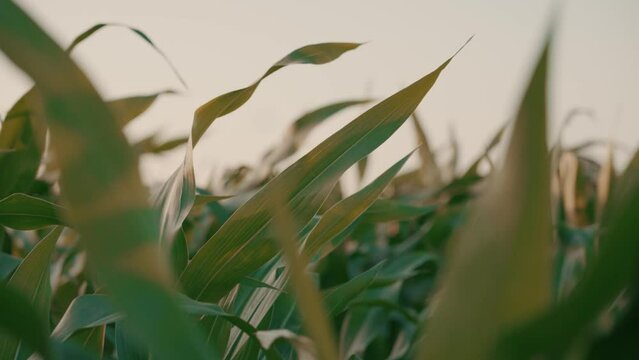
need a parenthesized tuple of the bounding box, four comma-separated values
(0, 226, 61, 360)
(0, 3, 213, 359)
(0, 284, 50, 359)
(0, 193, 65, 230)
(303, 152, 413, 258)
(181, 43, 464, 304)
(419, 38, 552, 359)
(154, 42, 361, 245)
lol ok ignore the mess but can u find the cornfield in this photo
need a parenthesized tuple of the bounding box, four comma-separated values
(0, 2, 638, 359)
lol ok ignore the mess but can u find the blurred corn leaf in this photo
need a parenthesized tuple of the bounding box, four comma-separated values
(360, 199, 437, 223)
(67, 23, 186, 87)
(0, 193, 65, 230)
(412, 113, 441, 187)
(0, 226, 61, 359)
(0, 3, 213, 359)
(67, 326, 105, 357)
(0, 283, 50, 359)
(419, 36, 552, 359)
(497, 148, 639, 357)
(181, 42, 465, 304)
(0, 253, 20, 280)
(153, 42, 361, 245)
(108, 90, 175, 129)
(322, 261, 384, 316)
(268, 182, 339, 360)
(0, 23, 180, 199)
(0, 89, 45, 198)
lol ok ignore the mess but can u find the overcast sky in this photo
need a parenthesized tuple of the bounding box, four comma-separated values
(1, 0, 638, 190)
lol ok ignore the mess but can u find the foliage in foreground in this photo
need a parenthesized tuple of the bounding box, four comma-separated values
(0, 2, 638, 359)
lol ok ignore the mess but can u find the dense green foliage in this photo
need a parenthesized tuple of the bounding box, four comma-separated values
(1, 2, 638, 359)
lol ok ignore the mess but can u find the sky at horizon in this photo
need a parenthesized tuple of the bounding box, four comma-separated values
(1, 0, 638, 191)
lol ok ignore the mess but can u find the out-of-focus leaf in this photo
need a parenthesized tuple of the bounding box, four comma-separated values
(419, 37, 552, 359)
(0, 226, 61, 360)
(462, 122, 507, 178)
(596, 144, 615, 220)
(0, 193, 65, 230)
(0, 253, 20, 280)
(360, 199, 437, 223)
(262, 99, 370, 168)
(133, 135, 188, 155)
(0, 4, 212, 359)
(182, 42, 465, 304)
(153, 43, 361, 246)
(108, 91, 175, 129)
(115, 323, 149, 360)
(0, 89, 45, 198)
(53, 294, 258, 341)
(67, 23, 186, 87)
(171, 228, 188, 276)
(412, 113, 441, 187)
(356, 156, 368, 183)
(67, 326, 105, 357)
(0, 283, 50, 359)
(322, 262, 384, 316)
(0, 23, 180, 199)
(268, 181, 339, 360)
(497, 148, 639, 357)
(254, 329, 315, 360)
(193, 194, 233, 207)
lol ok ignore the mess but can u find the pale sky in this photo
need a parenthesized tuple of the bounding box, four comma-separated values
(1, 0, 638, 190)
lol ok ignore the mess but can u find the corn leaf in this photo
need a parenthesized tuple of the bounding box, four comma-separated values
(496, 148, 639, 357)
(0, 283, 50, 359)
(0, 226, 61, 360)
(0, 193, 65, 230)
(0, 3, 212, 359)
(418, 37, 552, 359)
(181, 42, 465, 304)
(360, 199, 437, 223)
(322, 262, 384, 316)
(302, 152, 414, 258)
(153, 43, 361, 246)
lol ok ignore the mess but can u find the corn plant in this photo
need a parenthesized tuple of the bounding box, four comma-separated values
(1, 2, 638, 359)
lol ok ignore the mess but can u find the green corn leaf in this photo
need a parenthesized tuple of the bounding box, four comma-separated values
(0, 283, 50, 359)
(115, 323, 149, 360)
(153, 43, 361, 246)
(66, 23, 186, 87)
(53, 294, 259, 342)
(0, 253, 20, 280)
(322, 262, 384, 316)
(360, 199, 437, 223)
(181, 41, 466, 304)
(302, 152, 414, 258)
(108, 90, 175, 129)
(67, 326, 105, 358)
(0, 283, 49, 359)
(0, 193, 65, 230)
(0, 3, 213, 359)
(170, 228, 188, 276)
(0, 23, 178, 199)
(267, 182, 339, 360)
(0, 89, 45, 198)
(412, 113, 442, 187)
(0, 226, 61, 360)
(418, 36, 552, 359)
(496, 148, 639, 357)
